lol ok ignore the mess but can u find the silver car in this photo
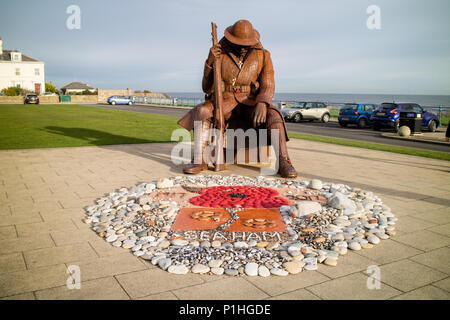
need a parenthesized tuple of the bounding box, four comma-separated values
(281, 102, 331, 123)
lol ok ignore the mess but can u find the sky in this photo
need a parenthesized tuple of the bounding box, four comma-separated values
(0, 0, 449, 95)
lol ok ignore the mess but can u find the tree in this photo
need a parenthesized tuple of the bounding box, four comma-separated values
(1, 86, 33, 96)
(45, 83, 58, 94)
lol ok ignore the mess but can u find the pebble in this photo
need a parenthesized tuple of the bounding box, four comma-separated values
(258, 265, 271, 277)
(266, 242, 279, 251)
(375, 232, 389, 240)
(211, 267, 224, 275)
(287, 246, 302, 257)
(256, 241, 269, 248)
(201, 241, 211, 248)
(122, 241, 135, 249)
(304, 264, 318, 271)
(361, 242, 374, 249)
(208, 259, 223, 268)
(171, 239, 188, 246)
(367, 235, 381, 244)
(292, 253, 305, 261)
(158, 258, 172, 270)
(283, 261, 304, 274)
(225, 269, 239, 276)
(324, 257, 338, 266)
(112, 241, 122, 247)
(211, 241, 221, 248)
(328, 192, 356, 210)
(291, 201, 322, 217)
(158, 240, 171, 248)
(190, 241, 200, 247)
(151, 255, 166, 265)
(106, 235, 118, 243)
(270, 268, 289, 276)
(248, 240, 257, 247)
(234, 241, 248, 249)
(332, 233, 345, 241)
(168, 264, 188, 275)
(309, 179, 323, 190)
(157, 178, 174, 189)
(191, 264, 210, 274)
(348, 242, 361, 251)
(244, 262, 259, 276)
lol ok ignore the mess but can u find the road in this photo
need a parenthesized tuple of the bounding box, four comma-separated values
(85, 103, 449, 153)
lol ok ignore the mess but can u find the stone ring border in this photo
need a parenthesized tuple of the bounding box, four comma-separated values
(83, 175, 397, 277)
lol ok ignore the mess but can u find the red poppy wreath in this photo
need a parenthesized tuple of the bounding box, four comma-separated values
(189, 186, 290, 208)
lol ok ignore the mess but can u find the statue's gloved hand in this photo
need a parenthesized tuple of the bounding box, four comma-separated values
(206, 44, 222, 66)
(253, 102, 267, 128)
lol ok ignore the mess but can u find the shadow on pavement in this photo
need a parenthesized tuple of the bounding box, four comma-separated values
(44, 126, 181, 175)
(45, 126, 154, 145)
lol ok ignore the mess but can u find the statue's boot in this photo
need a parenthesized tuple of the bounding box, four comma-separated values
(183, 120, 211, 174)
(269, 122, 298, 178)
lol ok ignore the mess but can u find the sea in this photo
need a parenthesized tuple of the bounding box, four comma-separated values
(165, 92, 450, 108)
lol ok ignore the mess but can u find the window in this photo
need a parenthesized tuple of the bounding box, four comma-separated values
(412, 105, 423, 113)
(15, 68, 20, 76)
(293, 102, 306, 108)
(401, 104, 413, 111)
(342, 104, 358, 110)
(364, 104, 374, 111)
(304, 102, 314, 108)
(35, 68, 40, 76)
(12, 53, 22, 62)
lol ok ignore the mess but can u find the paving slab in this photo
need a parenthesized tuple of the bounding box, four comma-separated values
(0, 139, 448, 299)
(410, 247, 450, 274)
(172, 277, 269, 300)
(35, 277, 129, 300)
(394, 230, 450, 251)
(307, 272, 401, 300)
(392, 285, 450, 300)
(354, 239, 423, 265)
(115, 268, 204, 299)
(378, 259, 447, 292)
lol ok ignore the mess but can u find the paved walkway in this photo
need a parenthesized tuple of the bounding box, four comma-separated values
(0, 139, 449, 300)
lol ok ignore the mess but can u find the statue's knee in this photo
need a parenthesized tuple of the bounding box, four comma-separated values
(196, 102, 213, 119)
(267, 109, 283, 125)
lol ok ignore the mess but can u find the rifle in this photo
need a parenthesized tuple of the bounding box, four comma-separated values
(211, 22, 225, 171)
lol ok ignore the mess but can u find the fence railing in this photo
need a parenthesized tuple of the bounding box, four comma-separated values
(131, 96, 450, 122)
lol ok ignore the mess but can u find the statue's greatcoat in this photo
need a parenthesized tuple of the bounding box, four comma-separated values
(177, 38, 288, 139)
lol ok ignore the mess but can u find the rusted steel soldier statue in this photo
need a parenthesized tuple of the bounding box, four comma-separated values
(178, 20, 297, 178)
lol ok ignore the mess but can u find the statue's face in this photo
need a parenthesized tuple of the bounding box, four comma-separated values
(229, 42, 250, 54)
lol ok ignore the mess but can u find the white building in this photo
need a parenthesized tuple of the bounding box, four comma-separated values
(0, 37, 45, 94)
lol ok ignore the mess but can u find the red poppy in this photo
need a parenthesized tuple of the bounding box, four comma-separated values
(189, 186, 290, 208)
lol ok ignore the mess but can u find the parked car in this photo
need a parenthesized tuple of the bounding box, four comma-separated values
(370, 102, 440, 132)
(281, 102, 331, 123)
(278, 102, 288, 109)
(24, 94, 39, 104)
(107, 95, 134, 105)
(338, 103, 378, 128)
(42, 92, 57, 96)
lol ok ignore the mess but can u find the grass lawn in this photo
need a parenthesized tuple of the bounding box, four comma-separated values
(0, 104, 448, 161)
(289, 132, 450, 161)
(0, 104, 183, 150)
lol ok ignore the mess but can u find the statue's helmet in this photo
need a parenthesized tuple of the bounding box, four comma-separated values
(224, 20, 260, 46)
